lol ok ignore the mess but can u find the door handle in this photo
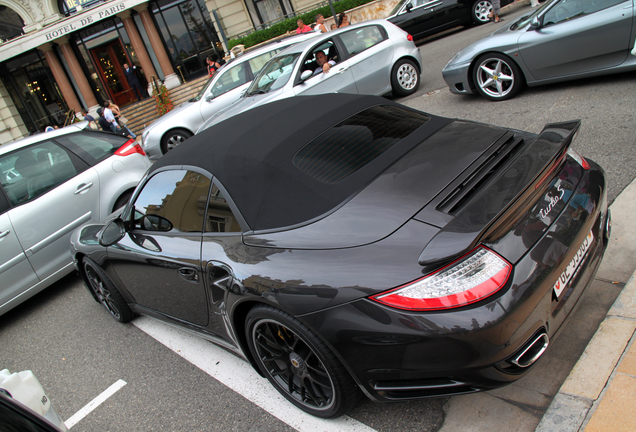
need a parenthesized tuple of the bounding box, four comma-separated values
(336, 66, 349, 74)
(179, 267, 199, 283)
(74, 182, 94, 194)
(0, 230, 9, 239)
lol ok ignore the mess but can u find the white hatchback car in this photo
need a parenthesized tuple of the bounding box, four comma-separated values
(0, 124, 151, 316)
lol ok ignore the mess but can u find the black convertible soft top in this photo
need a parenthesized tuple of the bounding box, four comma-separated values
(150, 94, 451, 231)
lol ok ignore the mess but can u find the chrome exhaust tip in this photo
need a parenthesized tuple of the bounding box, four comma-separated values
(511, 333, 549, 368)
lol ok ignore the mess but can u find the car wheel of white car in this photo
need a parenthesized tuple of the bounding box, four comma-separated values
(83, 258, 135, 323)
(391, 59, 420, 97)
(473, 53, 524, 101)
(471, 0, 493, 24)
(161, 129, 193, 155)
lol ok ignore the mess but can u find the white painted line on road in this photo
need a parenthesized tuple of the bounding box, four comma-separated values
(133, 316, 378, 432)
(64, 379, 127, 429)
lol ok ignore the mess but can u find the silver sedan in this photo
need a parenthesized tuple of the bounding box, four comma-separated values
(140, 32, 319, 160)
(198, 20, 423, 132)
(442, 0, 636, 101)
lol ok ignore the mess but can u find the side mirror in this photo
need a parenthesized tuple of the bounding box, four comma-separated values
(300, 70, 313, 82)
(405, 3, 413, 12)
(99, 219, 126, 246)
(205, 94, 214, 102)
(140, 214, 173, 232)
(529, 16, 541, 29)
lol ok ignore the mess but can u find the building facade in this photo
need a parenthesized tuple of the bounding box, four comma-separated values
(0, 0, 323, 142)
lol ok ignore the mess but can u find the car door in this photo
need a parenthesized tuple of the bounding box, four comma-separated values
(0, 191, 39, 314)
(390, 0, 464, 39)
(518, 0, 633, 80)
(107, 168, 210, 326)
(200, 182, 247, 344)
(337, 25, 395, 95)
(292, 39, 358, 96)
(0, 140, 99, 281)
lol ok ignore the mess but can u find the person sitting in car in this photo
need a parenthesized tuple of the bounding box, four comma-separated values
(313, 51, 336, 75)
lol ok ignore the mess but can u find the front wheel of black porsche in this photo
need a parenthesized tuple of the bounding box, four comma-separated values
(83, 258, 135, 323)
(245, 305, 359, 418)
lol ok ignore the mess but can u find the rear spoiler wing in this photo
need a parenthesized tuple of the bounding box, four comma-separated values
(417, 120, 581, 267)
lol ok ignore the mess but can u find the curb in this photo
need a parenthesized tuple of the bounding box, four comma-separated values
(536, 272, 636, 431)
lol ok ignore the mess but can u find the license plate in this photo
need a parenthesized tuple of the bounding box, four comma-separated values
(553, 230, 594, 299)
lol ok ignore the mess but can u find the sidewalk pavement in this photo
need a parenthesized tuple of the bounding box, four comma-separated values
(536, 179, 636, 432)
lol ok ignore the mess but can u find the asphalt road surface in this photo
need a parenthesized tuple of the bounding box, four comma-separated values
(2, 5, 635, 431)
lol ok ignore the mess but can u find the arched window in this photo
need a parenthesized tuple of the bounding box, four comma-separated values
(0, 5, 24, 42)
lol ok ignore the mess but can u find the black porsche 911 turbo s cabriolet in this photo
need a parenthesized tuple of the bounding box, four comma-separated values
(71, 93, 610, 418)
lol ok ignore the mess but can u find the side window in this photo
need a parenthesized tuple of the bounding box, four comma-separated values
(55, 132, 129, 165)
(132, 170, 211, 233)
(204, 184, 242, 233)
(248, 49, 280, 77)
(0, 189, 9, 215)
(543, 0, 624, 26)
(339, 26, 386, 57)
(211, 63, 248, 98)
(0, 142, 79, 205)
(300, 40, 340, 77)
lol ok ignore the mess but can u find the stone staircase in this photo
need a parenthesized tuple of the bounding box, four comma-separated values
(120, 75, 209, 137)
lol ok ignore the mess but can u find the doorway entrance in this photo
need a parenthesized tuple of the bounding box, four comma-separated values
(90, 39, 137, 106)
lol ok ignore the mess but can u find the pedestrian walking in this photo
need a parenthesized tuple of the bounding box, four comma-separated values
(122, 63, 147, 101)
(489, 0, 503, 22)
(103, 101, 136, 138)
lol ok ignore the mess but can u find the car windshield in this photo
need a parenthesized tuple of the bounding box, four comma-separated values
(510, 0, 557, 29)
(246, 53, 300, 96)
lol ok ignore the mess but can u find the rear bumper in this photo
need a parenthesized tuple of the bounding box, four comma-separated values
(299, 163, 609, 402)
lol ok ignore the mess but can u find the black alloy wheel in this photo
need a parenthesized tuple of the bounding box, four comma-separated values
(160, 128, 193, 155)
(83, 258, 135, 323)
(245, 305, 359, 418)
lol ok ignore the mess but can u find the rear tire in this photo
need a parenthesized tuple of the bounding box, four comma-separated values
(391, 59, 420, 97)
(471, 0, 493, 24)
(82, 258, 135, 323)
(160, 129, 192, 155)
(245, 305, 360, 418)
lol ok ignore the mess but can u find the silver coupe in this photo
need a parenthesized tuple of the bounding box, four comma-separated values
(442, 0, 636, 101)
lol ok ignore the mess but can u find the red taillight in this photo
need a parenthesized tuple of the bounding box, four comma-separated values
(567, 148, 590, 170)
(370, 247, 511, 311)
(407, 34, 413, 41)
(115, 139, 146, 157)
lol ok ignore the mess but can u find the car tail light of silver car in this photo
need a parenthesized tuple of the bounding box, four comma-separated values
(115, 139, 147, 157)
(371, 246, 512, 311)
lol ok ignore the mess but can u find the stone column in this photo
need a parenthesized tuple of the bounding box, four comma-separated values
(40, 43, 83, 114)
(135, 5, 181, 90)
(118, 9, 159, 95)
(55, 38, 100, 113)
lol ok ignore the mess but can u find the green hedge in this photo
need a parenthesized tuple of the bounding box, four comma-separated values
(229, 0, 377, 50)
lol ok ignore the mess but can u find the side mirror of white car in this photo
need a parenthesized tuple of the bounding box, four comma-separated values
(300, 70, 313, 82)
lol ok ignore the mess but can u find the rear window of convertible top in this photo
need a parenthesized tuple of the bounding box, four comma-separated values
(292, 105, 429, 184)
